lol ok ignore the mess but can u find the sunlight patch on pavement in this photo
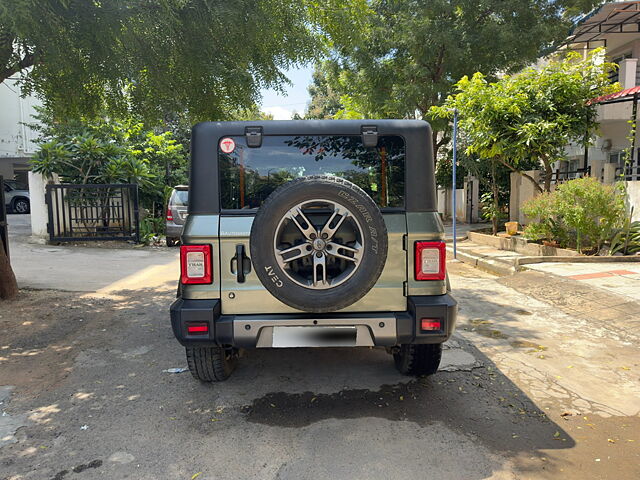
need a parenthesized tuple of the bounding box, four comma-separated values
(83, 259, 179, 299)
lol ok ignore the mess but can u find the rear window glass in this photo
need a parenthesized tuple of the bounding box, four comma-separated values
(219, 135, 405, 210)
(170, 190, 188, 206)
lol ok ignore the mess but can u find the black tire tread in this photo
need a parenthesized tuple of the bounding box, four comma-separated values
(394, 343, 442, 376)
(185, 346, 236, 382)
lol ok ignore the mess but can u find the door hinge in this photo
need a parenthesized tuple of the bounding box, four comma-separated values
(402, 234, 408, 251)
(361, 125, 378, 148)
(245, 126, 263, 148)
(403, 281, 408, 297)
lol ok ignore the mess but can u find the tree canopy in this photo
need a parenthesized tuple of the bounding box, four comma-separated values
(0, 0, 318, 123)
(310, 0, 601, 151)
(431, 50, 618, 192)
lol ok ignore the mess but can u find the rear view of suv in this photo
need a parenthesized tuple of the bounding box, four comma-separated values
(166, 186, 189, 246)
(170, 120, 457, 381)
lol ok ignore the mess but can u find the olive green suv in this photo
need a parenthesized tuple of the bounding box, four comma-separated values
(170, 120, 457, 381)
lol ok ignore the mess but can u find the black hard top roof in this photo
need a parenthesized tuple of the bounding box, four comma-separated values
(189, 120, 436, 214)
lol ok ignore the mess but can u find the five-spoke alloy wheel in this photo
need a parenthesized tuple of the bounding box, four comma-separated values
(274, 199, 364, 289)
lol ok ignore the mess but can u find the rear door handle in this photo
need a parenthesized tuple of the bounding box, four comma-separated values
(231, 244, 251, 283)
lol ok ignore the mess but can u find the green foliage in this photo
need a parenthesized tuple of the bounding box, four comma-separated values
(522, 177, 627, 253)
(0, 1, 318, 123)
(431, 50, 618, 191)
(305, 62, 343, 119)
(31, 112, 188, 228)
(520, 192, 570, 245)
(435, 154, 466, 190)
(311, 0, 601, 138)
(139, 216, 166, 245)
(480, 192, 506, 225)
(609, 219, 640, 256)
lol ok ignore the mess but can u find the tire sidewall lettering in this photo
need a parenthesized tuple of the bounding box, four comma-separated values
(264, 265, 284, 288)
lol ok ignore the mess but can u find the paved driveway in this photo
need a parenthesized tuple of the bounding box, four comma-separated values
(1, 251, 638, 479)
(6, 214, 179, 292)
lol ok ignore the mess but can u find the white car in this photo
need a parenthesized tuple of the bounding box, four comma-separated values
(3, 180, 30, 214)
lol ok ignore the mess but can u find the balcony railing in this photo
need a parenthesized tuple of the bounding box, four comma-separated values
(615, 165, 640, 181)
(541, 167, 591, 185)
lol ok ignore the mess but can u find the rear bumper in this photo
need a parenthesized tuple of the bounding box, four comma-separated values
(165, 221, 184, 239)
(170, 295, 457, 348)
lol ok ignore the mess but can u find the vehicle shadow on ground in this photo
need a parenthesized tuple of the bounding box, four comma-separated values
(238, 343, 573, 475)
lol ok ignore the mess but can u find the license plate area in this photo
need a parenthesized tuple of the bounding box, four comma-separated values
(272, 326, 357, 348)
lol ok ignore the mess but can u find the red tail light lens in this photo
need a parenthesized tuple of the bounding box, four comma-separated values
(420, 318, 441, 331)
(180, 245, 212, 284)
(166, 207, 173, 221)
(415, 241, 446, 280)
(186, 322, 209, 335)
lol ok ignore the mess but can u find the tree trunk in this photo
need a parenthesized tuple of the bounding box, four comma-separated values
(543, 162, 553, 193)
(491, 161, 499, 236)
(0, 235, 18, 300)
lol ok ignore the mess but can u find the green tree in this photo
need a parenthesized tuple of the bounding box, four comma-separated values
(31, 114, 187, 219)
(311, 0, 601, 155)
(305, 62, 343, 119)
(0, 0, 318, 123)
(432, 50, 617, 193)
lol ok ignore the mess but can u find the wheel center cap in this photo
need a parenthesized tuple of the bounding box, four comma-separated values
(312, 238, 326, 250)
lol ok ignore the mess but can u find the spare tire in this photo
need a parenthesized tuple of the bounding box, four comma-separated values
(250, 175, 388, 313)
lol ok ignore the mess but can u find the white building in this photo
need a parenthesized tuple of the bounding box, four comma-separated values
(560, 1, 640, 184)
(0, 76, 41, 184)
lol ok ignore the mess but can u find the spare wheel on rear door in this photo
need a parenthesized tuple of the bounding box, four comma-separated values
(250, 175, 388, 313)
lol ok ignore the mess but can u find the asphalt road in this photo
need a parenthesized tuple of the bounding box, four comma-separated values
(1, 223, 639, 479)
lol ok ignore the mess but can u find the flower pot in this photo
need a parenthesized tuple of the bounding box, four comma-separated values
(542, 240, 560, 248)
(505, 221, 519, 236)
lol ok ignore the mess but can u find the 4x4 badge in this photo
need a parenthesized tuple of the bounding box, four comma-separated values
(220, 137, 235, 153)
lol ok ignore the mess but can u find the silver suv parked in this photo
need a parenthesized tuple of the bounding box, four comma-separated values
(170, 120, 457, 382)
(166, 186, 189, 246)
(3, 180, 30, 214)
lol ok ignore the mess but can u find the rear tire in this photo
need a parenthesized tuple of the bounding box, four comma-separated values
(166, 237, 179, 247)
(186, 346, 238, 382)
(394, 343, 442, 376)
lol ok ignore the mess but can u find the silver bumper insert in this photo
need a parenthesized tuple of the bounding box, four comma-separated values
(233, 314, 397, 348)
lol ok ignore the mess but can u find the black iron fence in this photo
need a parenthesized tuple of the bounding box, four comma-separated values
(46, 184, 140, 242)
(541, 167, 591, 185)
(0, 176, 8, 259)
(615, 165, 640, 181)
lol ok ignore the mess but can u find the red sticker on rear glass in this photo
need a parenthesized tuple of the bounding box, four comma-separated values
(220, 137, 236, 153)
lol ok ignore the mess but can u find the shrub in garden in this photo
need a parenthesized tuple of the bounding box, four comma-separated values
(522, 177, 626, 253)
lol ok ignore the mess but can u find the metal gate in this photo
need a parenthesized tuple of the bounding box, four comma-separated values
(0, 176, 9, 259)
(466, 179, 474, 223)
(46, 184, 140, 242)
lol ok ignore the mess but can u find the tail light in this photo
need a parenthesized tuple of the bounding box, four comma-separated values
(420, 318, 441, 331)
(180, 245, 212, 284)
(166, 207, 174, 221)
(186, 322, 209, 335)
(415, 241, 446, 281)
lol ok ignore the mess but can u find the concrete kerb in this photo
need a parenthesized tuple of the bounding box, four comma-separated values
(450, 246, 640, 277)
(516, 255, 640, 266)
(446, 246, 516, 276)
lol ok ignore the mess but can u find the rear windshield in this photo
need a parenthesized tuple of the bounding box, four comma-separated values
(219, 135, 405, 210)
(170, 190, 189, 206)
